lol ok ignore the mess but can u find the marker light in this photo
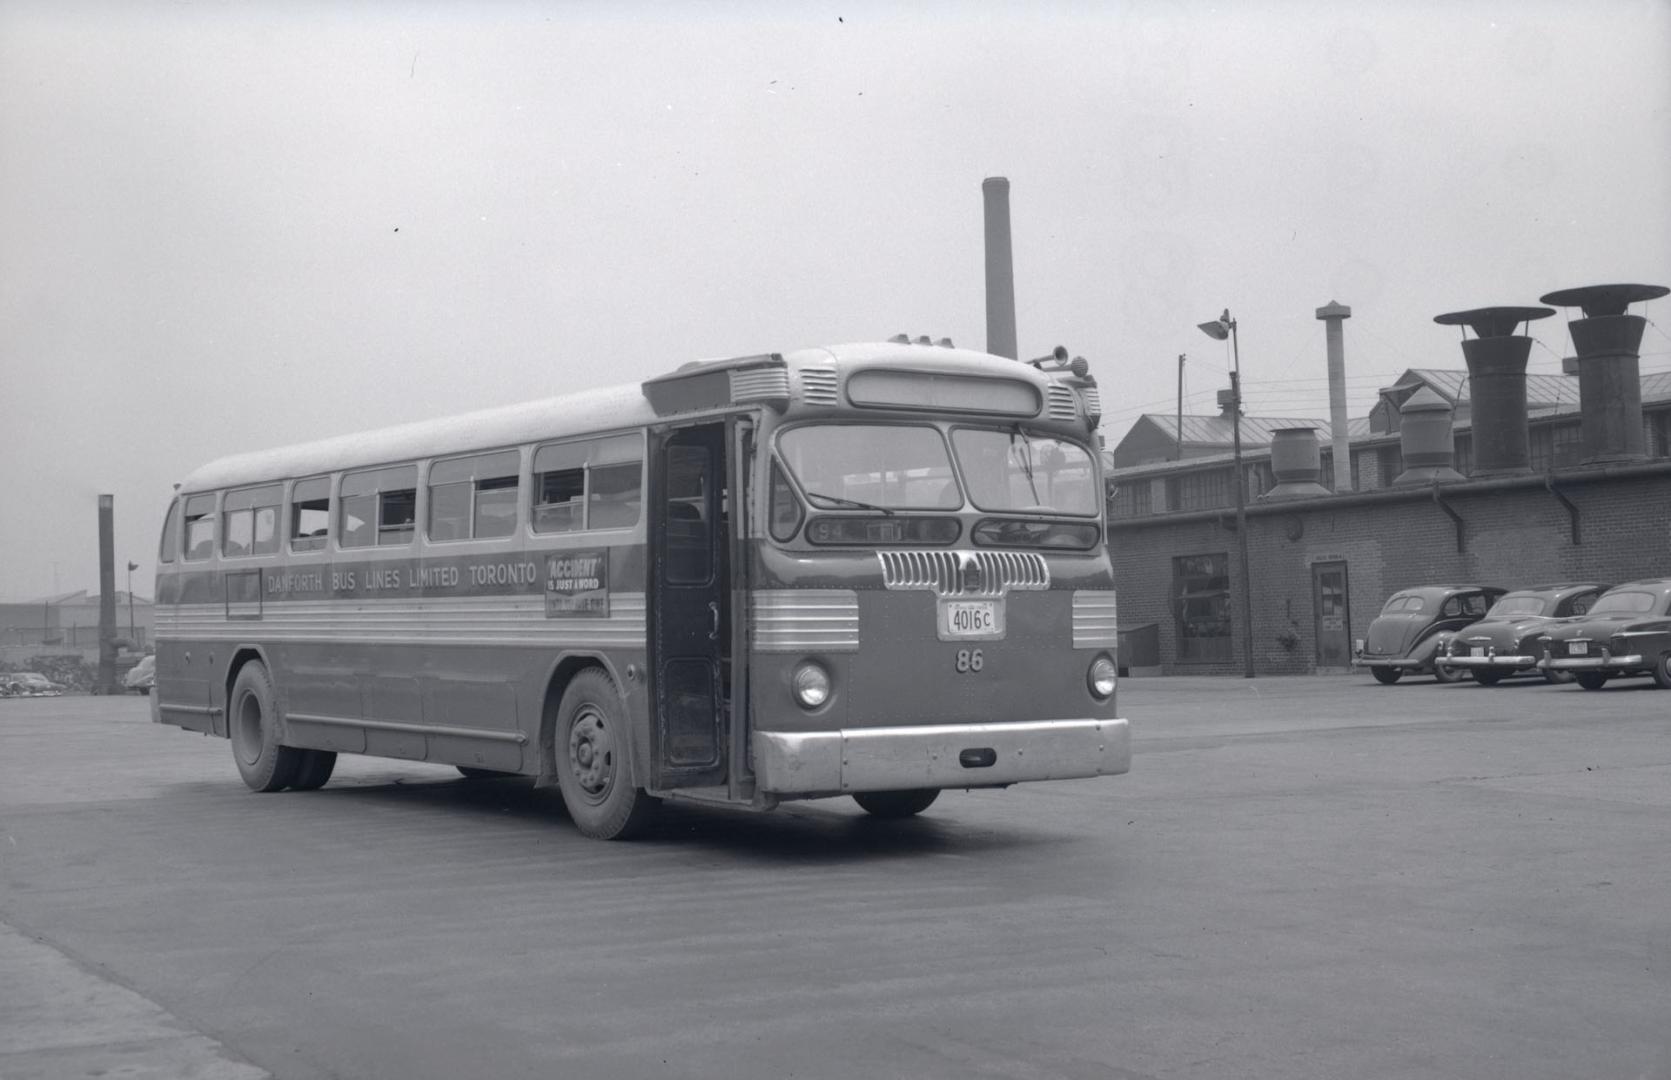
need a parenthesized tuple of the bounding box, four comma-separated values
(1088, 655, 1117, 700)
(792, 661, 831, 709)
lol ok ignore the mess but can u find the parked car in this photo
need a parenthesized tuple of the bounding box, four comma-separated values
(1354, 584, 1506, 684)
(2, 672, 66, 697)
(1441, 582, 1611, 685)
(1537, 577, 1671, 690)
(123, 654, 156, 695)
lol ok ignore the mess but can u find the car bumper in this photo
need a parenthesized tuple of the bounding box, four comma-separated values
(752, 718, 1130, 797)
(1540, 652, 1642, 671)
(1351, 656, 1428, 670)
(1442, 654, 1536, 669)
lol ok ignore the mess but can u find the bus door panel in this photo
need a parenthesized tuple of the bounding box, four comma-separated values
(650, 423, 729, 789)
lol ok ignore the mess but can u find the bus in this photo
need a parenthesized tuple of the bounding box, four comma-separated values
(153, 340, 1130, 839)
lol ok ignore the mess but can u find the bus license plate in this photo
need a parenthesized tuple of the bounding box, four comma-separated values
(940, 599, 1003, 641)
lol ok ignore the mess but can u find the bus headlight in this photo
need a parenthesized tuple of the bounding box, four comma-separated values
(792, 661, 831, 709)
(1088, 655, 1117, 700)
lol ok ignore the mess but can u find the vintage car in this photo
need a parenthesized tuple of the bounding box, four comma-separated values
(2, 672, 65, 697)
(1441, 582, 1611, 685)
(1354, 584, 1506, 684)
(123, 654, 156, 695)
(1536, 577, 1671, 690)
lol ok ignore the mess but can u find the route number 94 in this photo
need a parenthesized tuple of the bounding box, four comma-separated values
(954, 649, 984, 673)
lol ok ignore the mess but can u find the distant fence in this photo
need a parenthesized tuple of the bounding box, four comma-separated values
(0, 625, 148, 649)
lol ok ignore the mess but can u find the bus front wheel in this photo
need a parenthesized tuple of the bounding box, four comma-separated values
(230, 663, 304, 793)
(554, 669, 657, 840)
(853, 789, 940, 819)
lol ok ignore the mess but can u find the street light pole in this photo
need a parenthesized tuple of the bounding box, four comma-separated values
(126, 561, 138, 642)
(1198, 310, 1256, 678)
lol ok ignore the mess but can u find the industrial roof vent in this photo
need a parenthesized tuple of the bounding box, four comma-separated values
(1539, 283, 1669, 465)
(1393, 386, 1465, 485)
(1433, 305, 1554, 477)
(1262, 428, 1331, 500)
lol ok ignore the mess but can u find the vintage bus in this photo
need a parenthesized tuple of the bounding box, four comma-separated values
(153, 340, 1129, 838)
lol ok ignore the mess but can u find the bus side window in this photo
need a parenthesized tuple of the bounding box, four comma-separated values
(587, 461, 641, 530)
(341, 465, 417, 548)
(430, 450, 519, 541)
(158, 499, 181, 563)
(182, 494, 217, 561)
(290, 476, 331, 552)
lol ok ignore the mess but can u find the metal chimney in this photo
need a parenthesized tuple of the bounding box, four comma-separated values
(1393, 386, 1465, 485)
(1314, 301, 1352, 491)
(982, 177, 1018, 360)
(1264, 428, 1331, 500)
(1433, 306, 1554, 476)
(1539, 283, 1669, 464)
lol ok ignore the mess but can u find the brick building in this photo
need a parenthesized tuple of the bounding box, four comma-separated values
(1107, 294, 1671, 676)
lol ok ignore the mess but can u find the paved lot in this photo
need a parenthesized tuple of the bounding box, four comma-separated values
(2, 676, 1668, 1080)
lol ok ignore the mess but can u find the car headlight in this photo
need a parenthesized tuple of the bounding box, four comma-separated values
(791, 661, 831, 709)
(1088, 655, 1117, 700)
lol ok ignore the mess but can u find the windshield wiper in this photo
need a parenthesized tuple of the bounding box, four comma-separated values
(1010, 426, 1044, 506)
(803, 491, 896, 516)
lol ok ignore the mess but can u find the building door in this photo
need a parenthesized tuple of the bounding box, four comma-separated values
(1312, 561, 1351, 671)
(649, 423, 729, 790)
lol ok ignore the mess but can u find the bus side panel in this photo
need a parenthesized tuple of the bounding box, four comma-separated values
(277, 640, 367, 752)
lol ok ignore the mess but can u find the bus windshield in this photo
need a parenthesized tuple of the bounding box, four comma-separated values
(778, 424, 961, 509)
(950, 427, 1099, 516)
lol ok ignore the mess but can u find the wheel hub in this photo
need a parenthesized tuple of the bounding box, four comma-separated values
(568, 708, 613, 796)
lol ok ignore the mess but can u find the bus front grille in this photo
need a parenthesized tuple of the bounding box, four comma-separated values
(876, 550, 1050, 597)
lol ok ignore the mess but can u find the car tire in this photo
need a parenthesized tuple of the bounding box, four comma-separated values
(853, 789, 940, 819)
(230, 663, 304, 793)
(554, 669, 657, 840)
(1433, 662, 1465, 684)
(1370, 666, 1402, 685)
(1652, 653, 1671, 690)
(1542, 670, 1574, 685)
(1575, 672, 1609, 691)
(1472, 669, 1504, 686)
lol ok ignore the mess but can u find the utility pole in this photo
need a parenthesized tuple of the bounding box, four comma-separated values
(1198, 311, 1256, 678)
(98, 495, 117, 694)
(1175, 354, 1185, 461)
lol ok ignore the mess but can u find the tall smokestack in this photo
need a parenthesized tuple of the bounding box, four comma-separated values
(98, 494, 117, 694)
(1315, 301, 1352, 491)
(1433, 305, 1554, 476)
(1539, 283, 1669, 465)
(982, 177, 1017, 360)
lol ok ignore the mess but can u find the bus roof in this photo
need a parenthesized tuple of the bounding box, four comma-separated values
(176, 342, 1076, 494)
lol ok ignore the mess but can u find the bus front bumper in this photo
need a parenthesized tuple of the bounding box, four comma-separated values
(752, 718, 1129, 798)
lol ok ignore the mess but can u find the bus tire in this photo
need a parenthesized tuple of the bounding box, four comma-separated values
(554, 669, 657, 840)
(289, 749, 337, 791)
(230, 663, 303, 793)
(1575, 672, 1608, 691)
(853, 789, 939, 819)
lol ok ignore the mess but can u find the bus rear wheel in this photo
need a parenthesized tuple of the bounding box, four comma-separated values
(554, 669, 657, 840)
(290, 750, 337, 791)
(853, 789, 939, 819)
(230, 663, 303, 793)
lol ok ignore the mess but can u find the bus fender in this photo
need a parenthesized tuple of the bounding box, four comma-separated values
(218, 644, 275, 740)
(534, 652, 640, 791)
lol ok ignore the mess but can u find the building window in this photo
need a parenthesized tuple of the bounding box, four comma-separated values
(1110, 481, 1151, 519)
(1377, 445, 1403, 488)
(1174, 553, 1232, 662)
(1170, 467, 1233, 512)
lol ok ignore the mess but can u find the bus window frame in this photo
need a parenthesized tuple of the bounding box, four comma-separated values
(427, 447, 522, 544)
(339, 463, 419, 550)
(530, 431, 646, 537)
(288, 475, 333, 553)
(158, 498, 181, 564)
(947, 423, 1102, 519)
(182, 492, 218, 562)
(771, 419, 962, 516)
(221, 484, 283, 559)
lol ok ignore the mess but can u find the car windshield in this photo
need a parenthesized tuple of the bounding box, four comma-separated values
(1588, 590, 1659, 615)
(1381, 594, 1426, 614)
(1488, 594, 1550, 618)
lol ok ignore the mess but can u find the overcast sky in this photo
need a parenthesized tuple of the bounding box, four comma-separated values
(2, 0, 1668, 600)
